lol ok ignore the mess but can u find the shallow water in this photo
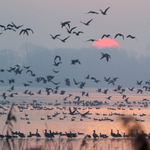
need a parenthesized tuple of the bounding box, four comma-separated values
(0, 87, 150, 149)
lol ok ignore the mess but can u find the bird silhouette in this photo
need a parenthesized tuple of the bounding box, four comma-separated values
(0, 25, 6, 30)
(77, 110, 89, 118)
(100, 133, 108, 138)
(11, 22, 23, 29)
(69, 107, 77, 115)
(73, 31, 84, 36)
(100, 7, 110, 15)
(137, 80, 142, 85)
(101, 34, 111, 39)
(100, 53, 111, 62)
(126, 35, 137, 40)
(37, 90, 41, 94)
(0, 80, 4, 83)
(116, 130, 122, 137)
(50, 34, 61, 39)
(5, 27, 16, 32)
(104, 77, 111, 82)
(19, 28, 34, 35)
(106, 96, 111, 100)
(103, 89, 108, 94)
(85, 11, 99, 14)
(80, 19, 93, 26)
(53, 55, 62, 66)
(26, 70, 35, 76)
(137, 89, 143, 94)
(91, 77, 100, 83)
(61, 21, 71, 28)
(1, 92, 6, 99)
(85, 39, 97, 42)
(50, 81, 61, 85)
(7, 23, 14, 28)
(22, 83, 30, 87)
(114, 33, 124, 40)
(128, 87, 134, 91)
(57, 36, 70, 43)
(23, 65, 30, 69)
(85, 74, 90, 79)
(111, 129, 118, 137)
(0, 69, 4, 72)
(10, 85, 14, 91)
(60, 90, 66, 95)
(73, 78, 82, 85)
(52, 69, 59, 73)
(93, 130, 99, 139)
(66, 27, 77, 34)
(97, 88, 101, 92)
(71, 59, 81, 65)
(23, 90, 28, 94)
(79, 82, 86, 89)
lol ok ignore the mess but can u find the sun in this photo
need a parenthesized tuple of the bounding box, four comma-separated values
(92, 38, 120, 50)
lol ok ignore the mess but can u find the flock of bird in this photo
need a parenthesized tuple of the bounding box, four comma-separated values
(49, 7, 137, 44)
(0, 7, 138, 66)
(0, 60, 150, 140)
(0, 7, 137, 44)
(0, 22, 33, 36)
(1, 61, 150, 102)
(0, 6, 148, 142)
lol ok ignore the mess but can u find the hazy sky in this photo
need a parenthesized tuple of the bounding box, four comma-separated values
(1, 0, 150, 57)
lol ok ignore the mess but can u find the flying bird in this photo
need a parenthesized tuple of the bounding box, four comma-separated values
(104, 77, 110, 82)
(0, 80, 4, 83)
(80, 19, 93, 26)
(114, 33, 124, 40)
(137, 80, 142, 85)
(85, 11, 99, 14)
(126, 35, 137, 40)
(50, 81, 61, 85)
(7, 23, 14, 28)
(77, 110, 89, 118)
(85, 39, 97, 42)
(73, 31, 84, 36)
(50, 34, 61, 39)
(128, 87, 134, 91)
(137, 89, 143, 94)
(53, 55, 62, 66)
(78, 82, 86, 89)
(52, 69, 59, 73)
(61, 21, 71, 28)
(69, 107, 77, 115)
(91, 77, 100, 83)
(5, 27, 16, 32)
(100, 53, 111, 62)
(101, 34, 112, 39)
(73, 78, 82, 85)
(19, 28, 34, 35)
(85, 74, 90, 79)
(22, 83, 30, 87)
(66, 26, 77, 34)
(71, 59, 81, 65)
(106, 96, 112, 100)
(11, 22, 23, 29)
(100, 7, 110, 15)
(57, 36, 70, 43)
(0, 25, 6, 30)
(23, 66, 30, 69)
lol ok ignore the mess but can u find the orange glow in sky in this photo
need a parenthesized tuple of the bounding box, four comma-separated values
(92, 38, 120, 50)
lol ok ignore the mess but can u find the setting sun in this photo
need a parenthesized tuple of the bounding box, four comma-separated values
(92, 38, 120, 50)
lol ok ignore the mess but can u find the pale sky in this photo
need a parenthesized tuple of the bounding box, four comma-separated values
(1, 0, 150, 57)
